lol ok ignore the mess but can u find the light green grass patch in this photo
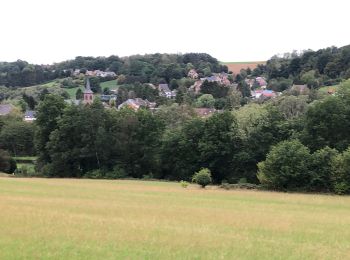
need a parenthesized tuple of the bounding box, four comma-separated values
(318, 85, 339, 94)
(65, 87, 84, 99)
(101, 80, 118, 90)
(0, 178, 350, 259)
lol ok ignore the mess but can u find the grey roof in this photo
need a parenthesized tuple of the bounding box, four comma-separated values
(24, 110, 36, 118)
(158, 84, 171, 92)
(0, 104, 13, 115)
(84, 77, 94, 94)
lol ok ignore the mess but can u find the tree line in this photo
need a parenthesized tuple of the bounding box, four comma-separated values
(1, 53, 228, 87)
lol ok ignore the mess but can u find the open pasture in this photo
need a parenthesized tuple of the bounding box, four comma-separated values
(0, 178, 349, 259)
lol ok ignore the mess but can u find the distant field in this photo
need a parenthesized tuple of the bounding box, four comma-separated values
(222, 61, 266, 74)
(1, 178, 350, 259)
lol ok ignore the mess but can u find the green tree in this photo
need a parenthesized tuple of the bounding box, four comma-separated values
(310, 147, 339, 192)
(75, 88, 83, 100)
(195, 94, 215, 108)
(257, 140, 312, 191)
(331, 148, 350, 194)
(0, 149, 16, 173)
(35, 94, 66, 170)
(237, 80, 251, 97)
(0, 121, 35, 156)
(199, 112, 240, 183)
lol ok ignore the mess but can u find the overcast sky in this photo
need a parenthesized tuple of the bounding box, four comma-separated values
(0, 0, 349, 64)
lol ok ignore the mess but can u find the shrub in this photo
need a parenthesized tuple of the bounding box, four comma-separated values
(180, 180, 189, 188)
(221, 183, 260, 190)
(238, 177, 247, 184)
(105, 166, 127, 179)
(142, 173, 154, 180)
(84, 169, 104, 179)
(192, 168, 212, 188)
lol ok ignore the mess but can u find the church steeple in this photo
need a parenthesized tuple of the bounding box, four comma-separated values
(83, 77, 94, 105)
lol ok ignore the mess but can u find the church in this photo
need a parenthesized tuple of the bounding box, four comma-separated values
(83, 77, 94, 105)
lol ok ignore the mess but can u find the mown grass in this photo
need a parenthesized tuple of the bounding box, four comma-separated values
(0, 178, 349, 259)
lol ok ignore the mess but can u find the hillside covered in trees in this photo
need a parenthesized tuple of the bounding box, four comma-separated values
(0, 53, 228, 87)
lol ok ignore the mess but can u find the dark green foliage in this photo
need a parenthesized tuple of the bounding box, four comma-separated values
(331, 148, 350, 194)
(263, 45, 350, 85)
(34, 94, 66, 170)
(75, 88, 83, 100)
(309, 147, 339, 192)
(0, 120, 35, 156)
(88, 77, 101, 93)
(22, 94, 37, 110)
(302, 94, 350, 151)
(160, 118, 205, 180)
(192, 168, 212, 188)
(257, 140, 312, 191)
(0, 149, 16, 173)
(201, 80, 228, 98)
(237, 80, 251, 97)
(199, 112, 240, 183)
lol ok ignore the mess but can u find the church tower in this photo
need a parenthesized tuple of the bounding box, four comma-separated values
(83, 77, 94, 105)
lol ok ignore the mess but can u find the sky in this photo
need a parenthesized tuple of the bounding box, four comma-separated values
(0, 0, 349, 64)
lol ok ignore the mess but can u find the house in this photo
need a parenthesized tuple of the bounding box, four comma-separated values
(0, 104, 13, 116)
(158, 84, 176, 98)
(118, 98, 156, 111)
(95, 70, 117, 78)
(24, 110, 36, 122)
(188, 69, 199, 79)
(100, 94, 117, 102)
(251, 89, 278, 99)
(291, 84, 309, 95)
(256, 77, 267, 87)
(73, 69, 81, 76)
(190, 72, 231, 94)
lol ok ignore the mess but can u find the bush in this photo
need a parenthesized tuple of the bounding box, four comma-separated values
(84, 169, 104, 179)
(180, 180, 189, 188)
(221, 183, 260, 190)
(192, 168, 212, 188)
(105, 166, 128, 179)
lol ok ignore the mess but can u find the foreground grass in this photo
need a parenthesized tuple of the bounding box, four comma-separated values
(0, 178, 349, 259)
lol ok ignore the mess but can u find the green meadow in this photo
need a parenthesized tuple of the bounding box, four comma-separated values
(0, 178, 349, 259)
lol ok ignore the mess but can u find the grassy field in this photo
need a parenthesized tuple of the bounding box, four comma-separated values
(0, 178, 350, 259)
(101, 79, 118, 90)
